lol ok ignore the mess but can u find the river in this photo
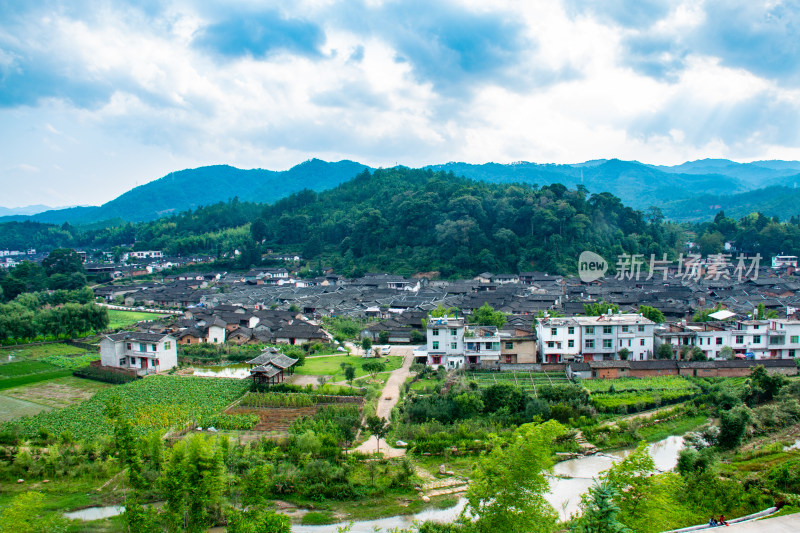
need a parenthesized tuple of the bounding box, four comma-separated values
(63, 436, 685, 531)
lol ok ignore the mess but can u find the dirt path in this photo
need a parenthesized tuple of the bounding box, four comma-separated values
(353, 346, 415, 457)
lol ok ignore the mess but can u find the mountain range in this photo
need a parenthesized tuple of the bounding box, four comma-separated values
(3, 158, 800, 225)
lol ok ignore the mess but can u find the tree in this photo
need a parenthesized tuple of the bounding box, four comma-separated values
(656, 343, 674, 360)
(470, 303, 507, 328)
(583, 301, 618, 316)
(717, 404, 751, 449)
(465, 420, 566, 533)
(693, 305, 723, 322)
(604, 442, 655, 520)
(378, 330, 390, 344)
(365, 416, 389, 454)
(719, 346, 734, 360)
(42, 248, 84, 277)
(755, 303, 778, 320)
(360, 336, 372, 355)
(226, 508, 291, 533)
(343, 364, 356, 384)
(689, 346, 708, 361)
(638, 305, 665, 323)
(618, 348, 631, 361)
(571, 479, 631, 533)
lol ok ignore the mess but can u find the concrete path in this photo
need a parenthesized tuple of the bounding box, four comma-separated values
(723, 512, 800, 532)
(353, 346, 415, 457)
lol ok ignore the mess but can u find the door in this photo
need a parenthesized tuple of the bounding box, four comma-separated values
(141, 358, 148, 369)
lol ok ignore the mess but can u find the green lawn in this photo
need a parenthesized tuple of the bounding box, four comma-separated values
(0, 343, 87, 364)
(295, 355, 403, 381)
(107, 309, 166, 329)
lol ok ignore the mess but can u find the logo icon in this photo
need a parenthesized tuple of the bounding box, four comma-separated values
(579, 251, 607, 283)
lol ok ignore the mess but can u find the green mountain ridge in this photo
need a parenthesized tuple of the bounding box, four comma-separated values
(4, 158, 800, 226)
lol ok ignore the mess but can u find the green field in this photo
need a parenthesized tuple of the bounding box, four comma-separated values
(464, 371, 570, 393)
(107, 309, 166, 329)
(0, 394, 51, 422)
(295, 355, 404, 380)
(4, 376, 111, 411)
(3, 375, 249, 439)
(0, 343, 87, 364)
(580, 376, 702, 412)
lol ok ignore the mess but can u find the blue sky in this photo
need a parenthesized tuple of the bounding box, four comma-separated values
(2, 0, 800, 207)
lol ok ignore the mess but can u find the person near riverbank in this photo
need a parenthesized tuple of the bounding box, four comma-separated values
(718, 515, 728, 526)
(709, 516, 718, 526)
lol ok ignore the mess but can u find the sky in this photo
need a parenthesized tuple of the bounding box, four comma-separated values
(2, 0, 800, 208)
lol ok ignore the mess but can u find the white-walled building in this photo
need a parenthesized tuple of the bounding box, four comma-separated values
(100, 332, 177, 374)
(537, 313, 655, 363)
(464, 326, 501, 367)
(767, 319, 800, 358)
(425, 316, 466, 369)
(536, 318, 581, 364)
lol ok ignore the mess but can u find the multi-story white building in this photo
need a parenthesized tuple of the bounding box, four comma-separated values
(537, 313, 655, 363)
(464, 326, 501, 367)
(100, 332, 177, 374)
(536, 317, 581, 364)
(425, 316, 466, 369)
(767, 319, 800, 358)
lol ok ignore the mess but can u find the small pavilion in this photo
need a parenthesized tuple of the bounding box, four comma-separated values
(247, 349, 299, 386)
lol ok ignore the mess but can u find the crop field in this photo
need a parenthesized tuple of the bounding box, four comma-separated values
(580, 376, 702, 412)
(3, 375, 249, 439)
(464, 371, 570, 393)
(107, 309, 166, 329)
(226, 406, 318, 433)
(0, 343, 87, 364)
(3, 376, 110, 410)
(0, 395, 51, 422)
(0, 360, 73, 391)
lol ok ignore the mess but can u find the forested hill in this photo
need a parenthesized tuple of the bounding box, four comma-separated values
(12, 159, 368, 225)
(0, 168, 678, 276)
(195, 167, 675, 276)
(6, 157, 800, 226)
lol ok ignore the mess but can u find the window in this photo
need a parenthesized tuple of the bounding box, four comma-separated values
(568, 340, 574, 348)
(585, 339, 595, 348)
(622, 325, 629, 332)
(551, 327, 558, 335)
(790, 350, 796, 357)
(586, 326, 594, 334)
(139, 343, 146, 352)
(716, 337, 722, 345)
(432, 329, 440, 336)
(753, 335, 761, 344)
(754, 325, 760, 330)
(126, 343, 131, 350)
(505, 342, 513, 349)
(603, 339, 612, 348)
(619, 340, 623, 347)
(568, 327, 575, 335)
(792, 336, 799, 344)
(640, 339, 645, 346)
(451, 342, 457, 349)
(118, 358, 126, 366)
(165, 342, 171, 350)
(638, 325, 645, 332)
(152, 344, 157, 351)
(450, 328, 457, 336)
(432, 341, 439, 350)
(547, 341, 555, 348)
(603, 326, 612, 334)
(736, 335, 744, 344)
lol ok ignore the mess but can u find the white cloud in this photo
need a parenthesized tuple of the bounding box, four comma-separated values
(2, 0, 800, 207)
